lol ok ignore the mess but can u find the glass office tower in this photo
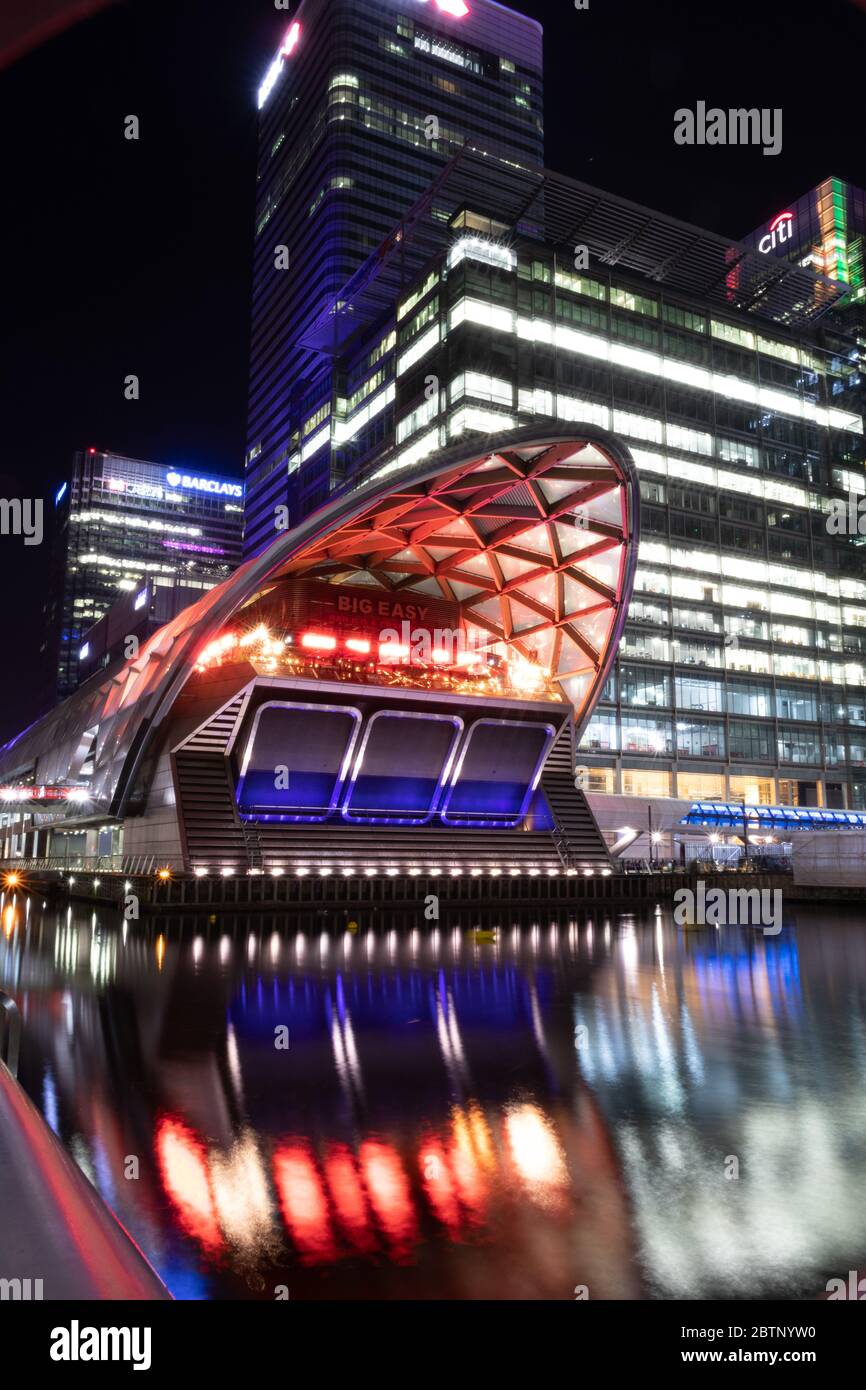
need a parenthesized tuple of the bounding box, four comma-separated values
(245, 3, 866, 832)
(267, 145, 866, 821)
(743, 176, 866, 313)
(244, 0, 543, 556)
(45, 449, 243, 701)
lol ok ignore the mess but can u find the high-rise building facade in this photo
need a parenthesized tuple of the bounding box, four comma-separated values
(255, 139, 866, 825)
(44, 449, 243, 701)
(743, 177, 866, 313)
(244, 0, 866, 841)
(244, 0, 543, 556)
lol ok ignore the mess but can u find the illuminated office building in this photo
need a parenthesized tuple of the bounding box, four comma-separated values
(743, 177, 866, 314)
(45, 449, 243, 700)
(261, 139, 866, 828)
(5, 5, 866, 874)
(244, 0, 543, 556)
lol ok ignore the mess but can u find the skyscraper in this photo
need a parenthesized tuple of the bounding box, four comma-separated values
(742, 177, 866, 314)
(244, 0, 543, 555)
(44, 449, 243, 701)
(241, 135, 866, 829)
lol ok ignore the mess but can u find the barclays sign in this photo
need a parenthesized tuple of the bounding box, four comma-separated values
(165, 471, 243, 500)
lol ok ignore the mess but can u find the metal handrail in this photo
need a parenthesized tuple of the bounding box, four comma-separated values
(0, 1054, 171, 1299)
(0, 990, 21, 1078)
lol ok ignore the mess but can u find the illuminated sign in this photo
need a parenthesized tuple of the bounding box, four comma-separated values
(257, 21, 301, 109)
(107, 477, 165, 500)
(758, 211, 794, 254)
(419, 0, 471, 13)
(163, 539, 227, 556)
(55, 482, 68, 506)
(165, 471, 243, 499)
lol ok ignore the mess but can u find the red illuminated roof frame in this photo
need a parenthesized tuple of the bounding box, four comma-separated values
(0, 426, 639, 817)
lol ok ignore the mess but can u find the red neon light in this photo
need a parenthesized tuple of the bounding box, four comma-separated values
(300, 632, 337, 650)
(769, 211, 793, 232)
(379, 641, 410, 661)
(345, 637, 371, 654)
(280, 21, 301, 56)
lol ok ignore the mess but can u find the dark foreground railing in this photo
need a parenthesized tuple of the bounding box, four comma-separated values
(0, 999, 171, 1300)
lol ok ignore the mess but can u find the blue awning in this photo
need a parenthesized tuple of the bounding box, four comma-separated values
(679, 803, 866, 831)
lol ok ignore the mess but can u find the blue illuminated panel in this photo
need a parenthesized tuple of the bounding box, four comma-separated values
(342, 711, 463, 825)
(236, 702, 360, 821)
(680, 802, 866, 831)
(441, 719, 555, 828)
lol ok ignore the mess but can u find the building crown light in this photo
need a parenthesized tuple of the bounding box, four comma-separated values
(257, 22, 301, 109)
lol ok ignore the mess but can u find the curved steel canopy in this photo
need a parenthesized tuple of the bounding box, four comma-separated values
(0, 425, 640, 819)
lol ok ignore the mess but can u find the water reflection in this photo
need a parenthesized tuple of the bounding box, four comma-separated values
(2, 900, 866, 1299)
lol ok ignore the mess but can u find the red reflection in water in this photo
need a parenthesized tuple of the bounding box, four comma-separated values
(359, 1140, 417, 1259)
(155, 1115, 223, 1252)
(324, 1143, 377, 1253)
(273, 1142, 337, 1264)
(419, 1137, 462, 1238)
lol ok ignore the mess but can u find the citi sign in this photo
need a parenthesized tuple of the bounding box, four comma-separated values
(165, 471, 243, 499)
(758, 211, 794, 254)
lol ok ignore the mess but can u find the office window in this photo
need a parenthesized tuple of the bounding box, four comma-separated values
(677, 772, 725, 800)
(729, 774, 776, 804)
(622, 632, 671, 661)
(630, 599, 669, 626)
(674, 637, 722, 667)
(621, 715, 672, 755)
(727, 680, 773, 717)
(639, 478, 666, 505)
(729, 720, 772, 761)
(620, 664, 670, 708)
(728, 615, 769, 643)
(577, 765, 615, 793)
(711, 320, 756, 351)
(634, 567, 671, 596)
(778, 727, 822, 764)
(579, 711, 617, 752)
(668, 486, 715, 514)
(611, 286, 658, 317)
(676, 719, 726, 758)
(554, 268, 607, 300)
(776, 686, 817, 721)
(622, 768, 672, 797)
(675, 675, 724, 712)
(662, 303, 706, 333)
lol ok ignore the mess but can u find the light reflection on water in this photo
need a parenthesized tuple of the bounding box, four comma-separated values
(2, 897, 866, 1300)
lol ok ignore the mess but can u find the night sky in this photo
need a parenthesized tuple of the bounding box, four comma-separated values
(1, 0, 864, 741)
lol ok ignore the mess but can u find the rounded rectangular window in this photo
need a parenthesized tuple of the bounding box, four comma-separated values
(236, 702, 361, 820)
(441, 719, 554, 826)
(342, 711, 463, 824)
